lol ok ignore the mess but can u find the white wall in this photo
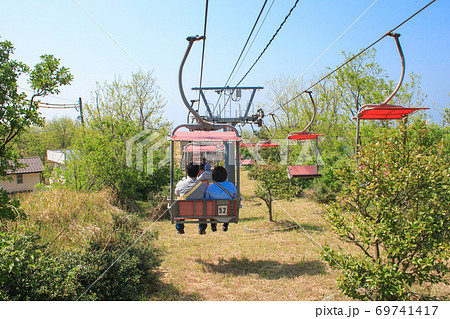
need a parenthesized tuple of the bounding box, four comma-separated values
(0, 173, 41, 193)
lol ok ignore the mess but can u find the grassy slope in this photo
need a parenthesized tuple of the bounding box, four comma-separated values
(12, 174, 447, 300)
(12, 189, 120, 252)
(151, 171, 350, 301)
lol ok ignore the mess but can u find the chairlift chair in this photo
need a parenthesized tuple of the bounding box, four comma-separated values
(355, 32, 429, 150)
(287, 131, 324, 179)
(169, 125, 242, 225)
(286, 91, 324, 178)
(170, 34, 244, 225)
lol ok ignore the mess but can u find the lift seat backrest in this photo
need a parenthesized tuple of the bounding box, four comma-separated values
(172, 199, 238, 223)
(241, 159, 256, 166)
(287, 165, 322, 179)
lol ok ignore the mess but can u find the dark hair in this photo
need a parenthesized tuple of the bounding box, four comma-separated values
(186, 163, 200, 178)
(212, 166, 227, 182)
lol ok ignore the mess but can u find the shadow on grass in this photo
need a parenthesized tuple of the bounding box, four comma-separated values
(196, 257, 326, 280)
(150, 281, 202, 301)
(239, 216, 265, 222)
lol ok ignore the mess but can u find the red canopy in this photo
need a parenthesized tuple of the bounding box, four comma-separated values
(288, 131, 324, 140)
(241, 143, 256, 148)
(170, 130, 241, 142)
(357, 105, 429, 120)
(257, 142, 280, 148)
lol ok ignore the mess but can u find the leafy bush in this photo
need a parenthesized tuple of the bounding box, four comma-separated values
(309, 137, 348, 203)
(0, 190, 25, 223)
(322, 123, 450, 300)
(0, 211, 162, 300)
(249, 164, 309, 221)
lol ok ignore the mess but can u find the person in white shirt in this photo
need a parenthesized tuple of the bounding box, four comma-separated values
(175, 163, 207, 234)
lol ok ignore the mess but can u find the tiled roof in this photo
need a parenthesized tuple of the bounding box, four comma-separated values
(6, 157, 44, 174)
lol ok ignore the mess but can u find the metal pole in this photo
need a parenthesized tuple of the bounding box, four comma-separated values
(78, 97, 84, 125)
(355, 116, 361, 159)
(170, 140, 174, 223)
(235, 140, 240, 221)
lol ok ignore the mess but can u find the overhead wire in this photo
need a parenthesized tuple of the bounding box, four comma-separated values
(38, 105, 78, 109)
(233, 0, 300, 88)
(213, 0, 270, 115)
(266, 0, 379, 116)
(266, 0, 437, 117)
(218, 0, 299, 117)
(24, 99, 79, 109)
(19, 87, 79, 103)
(36, 101, 78, 106)
(197, 0, 209, 111)
(72, 0, 437, 300)
(228, 0, 276, 85)
(223, 1, 268, 88)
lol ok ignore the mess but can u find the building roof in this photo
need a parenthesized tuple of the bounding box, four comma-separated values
(47, 149, 69, 164)
(6, 157, 44, 174)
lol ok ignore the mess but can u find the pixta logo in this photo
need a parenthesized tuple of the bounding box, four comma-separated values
(126, 131, 170, 175)
(240, 138, 324, 166)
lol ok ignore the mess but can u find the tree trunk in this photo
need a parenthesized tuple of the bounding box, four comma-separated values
(268, 196, 273, 222)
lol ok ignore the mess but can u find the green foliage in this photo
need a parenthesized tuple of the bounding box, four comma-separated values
(310, 137, 348, 203)
(0, 39, 73, 178)
(0, 190, 25, 223)
(264, 49, 427, 205)
(62, 120, 170, 209)
(59, 71, 172, 208)
(322, 123, 450, 300)
(29, 54, 73, 96)
(443, 107, 450, 127)
(249, 164, 307, 221)
(11, 116, 77, 163)
(0, 211, 161, 301)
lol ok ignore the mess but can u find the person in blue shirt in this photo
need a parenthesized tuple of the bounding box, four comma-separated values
(205, 166, 236, 232)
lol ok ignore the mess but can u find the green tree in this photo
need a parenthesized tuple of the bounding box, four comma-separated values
(0, 39, 72, 220)
(322, 123, 449, 300)
(264, 49, 426, 202)
(1, 40, 72, 175)
(443, 106, 450, 127)
(62, 71, 171, 208)
(11, 116, 77, 162)
(89, 70, 167, 130)
(248, 164, 306, 221)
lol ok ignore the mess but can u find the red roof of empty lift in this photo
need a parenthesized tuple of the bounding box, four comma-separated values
(288, 131, 324, 140)
(170, 130, 241, 142)
(257, 142, 280, 148)
(357, 105, 429, 120)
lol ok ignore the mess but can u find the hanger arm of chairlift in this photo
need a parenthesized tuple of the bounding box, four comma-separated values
(383, 32, 405, 105)
(179, 35, 216, 130)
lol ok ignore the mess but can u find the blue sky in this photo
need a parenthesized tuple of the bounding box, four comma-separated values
(1, 0, 448, 126)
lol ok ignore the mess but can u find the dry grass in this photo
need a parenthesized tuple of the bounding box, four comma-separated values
(151, 171, 351, 300)
(10, 188, 120, 252)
